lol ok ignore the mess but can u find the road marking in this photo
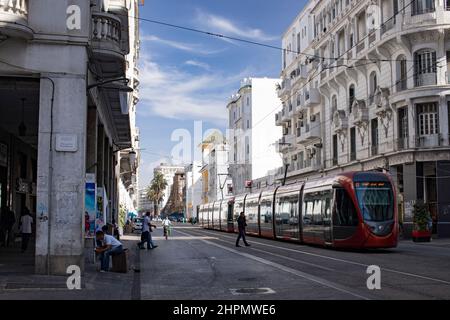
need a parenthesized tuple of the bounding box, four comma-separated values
(176, 229, 370, 300)
(194, 228, 450, 286)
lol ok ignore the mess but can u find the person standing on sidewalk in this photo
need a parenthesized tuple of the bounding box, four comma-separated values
(236, 212, 250, 247)
(138, 212, 158, 250)
(20, 208, 33, 253)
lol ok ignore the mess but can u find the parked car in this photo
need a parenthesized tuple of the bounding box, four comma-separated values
(132, 218, 144, 233)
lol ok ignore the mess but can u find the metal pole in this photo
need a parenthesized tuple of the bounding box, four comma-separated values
(282, 164, 289, 186)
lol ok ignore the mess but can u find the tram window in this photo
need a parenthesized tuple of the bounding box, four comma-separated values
(303, 192, 332, 226)
(260, 199, 272, 223)
(333, 188, 359, 226)
(276, 195, 299, 225)
(303, 200, 313, 225)
(245, 199, 259, 225)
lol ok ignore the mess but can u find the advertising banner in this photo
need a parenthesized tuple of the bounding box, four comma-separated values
(96, 187, 105, 231)
(85, 174, 96, 238)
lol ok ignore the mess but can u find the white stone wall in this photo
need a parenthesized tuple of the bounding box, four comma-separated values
(277, 0, 450, 181)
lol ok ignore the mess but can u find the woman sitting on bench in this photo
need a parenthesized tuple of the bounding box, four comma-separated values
(95, 230, 123, 272)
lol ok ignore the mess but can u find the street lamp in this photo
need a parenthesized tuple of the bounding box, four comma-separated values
(87, 77, 133, 92)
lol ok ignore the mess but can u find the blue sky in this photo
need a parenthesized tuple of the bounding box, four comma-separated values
(137, 0, 308, 187)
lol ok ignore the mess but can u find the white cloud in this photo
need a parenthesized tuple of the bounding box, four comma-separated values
(195, 10, 277, 42)
(137, 53, 250, 125)
(141, 35, 223, 55)
(185, 60, 211, 71)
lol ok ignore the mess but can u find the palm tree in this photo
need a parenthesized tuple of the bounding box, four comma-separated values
(146, 172, 168, 217)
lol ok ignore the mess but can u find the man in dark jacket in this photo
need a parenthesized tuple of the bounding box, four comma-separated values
(236, 212, 250, 247)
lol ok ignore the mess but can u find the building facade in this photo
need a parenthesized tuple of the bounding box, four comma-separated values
(227, 78, 283, 195)
(277, 0, 450, 237)
(199, 131, 230, 204)
(184, 162, 202, 220)
(0, 0, 141, 274)
(163, 170, 186, 216)
(153, 163, 185, 213)
(138, 187, 153, 215)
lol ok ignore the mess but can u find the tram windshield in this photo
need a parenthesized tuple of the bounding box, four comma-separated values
(355, 182, 394, 222)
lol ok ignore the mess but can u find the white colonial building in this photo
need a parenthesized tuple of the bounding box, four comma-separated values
(227, 78, 283, 195)
(276, 0, 450, 237)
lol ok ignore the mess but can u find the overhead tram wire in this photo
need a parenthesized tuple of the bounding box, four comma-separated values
(253, 61, 444, 141)
(115, 0, 418, 64)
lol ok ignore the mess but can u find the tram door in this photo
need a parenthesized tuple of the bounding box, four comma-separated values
(323, 191, 333, 244)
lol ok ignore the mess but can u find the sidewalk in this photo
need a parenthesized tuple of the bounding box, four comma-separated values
(0, 237, 140, 300)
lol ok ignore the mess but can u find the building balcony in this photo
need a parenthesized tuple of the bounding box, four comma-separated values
(91, 12, 128, 76)
(415, 73, 437, 87)
(275, 111, 283, 126)
(333, 110, 349, 134)
(291, 64, 308, 87)
(416, 134, 443, 148)
(277, 135, 294, 153)
(304, 88, 321, 108)
(406, 8, 437, 25)
(277, 79, 291, 99)
(0, 0, 32, 40)
(351, 100, 369, 126)
(294, 94, 305, 115)
(281, 108, 291, 122)
(297, 122, 321, 145)
(107, 0, 129, 11)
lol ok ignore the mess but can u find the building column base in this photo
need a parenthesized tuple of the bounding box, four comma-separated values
(35, 254, 85, 276)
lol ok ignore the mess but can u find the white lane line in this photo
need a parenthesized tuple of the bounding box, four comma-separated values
(195, 229, 450, 286)
(176, 229, 370, 300)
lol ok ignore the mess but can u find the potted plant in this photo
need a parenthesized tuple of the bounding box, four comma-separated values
(412, 201, 432, 243)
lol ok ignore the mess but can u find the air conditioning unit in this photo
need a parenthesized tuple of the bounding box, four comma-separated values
(292, 155, 298, 161)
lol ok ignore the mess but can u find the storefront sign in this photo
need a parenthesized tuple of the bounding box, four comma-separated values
(0, 142, 7, 167)
(56, 134, 78, 152)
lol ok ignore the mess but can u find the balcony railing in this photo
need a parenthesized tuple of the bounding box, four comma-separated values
(92, 13, 122, 50)
(416, 134, 442, 148)
(0, 0, 28, 19)
(415, 73, 437, 87)
(381, 19, 395, 34)
(411, 6, 436, 17)
(0, 0, 32, 39)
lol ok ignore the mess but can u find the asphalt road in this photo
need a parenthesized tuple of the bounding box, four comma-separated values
(139, 225, 450, 300)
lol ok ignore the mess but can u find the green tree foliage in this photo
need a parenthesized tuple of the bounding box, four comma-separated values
(146, 172, 168, 216)
(413, 200, 431, 232)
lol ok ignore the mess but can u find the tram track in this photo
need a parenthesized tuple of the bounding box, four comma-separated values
(175, 228, 374, 300)
(191, 227, 450, 286)
(173, 226, 450, 299)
